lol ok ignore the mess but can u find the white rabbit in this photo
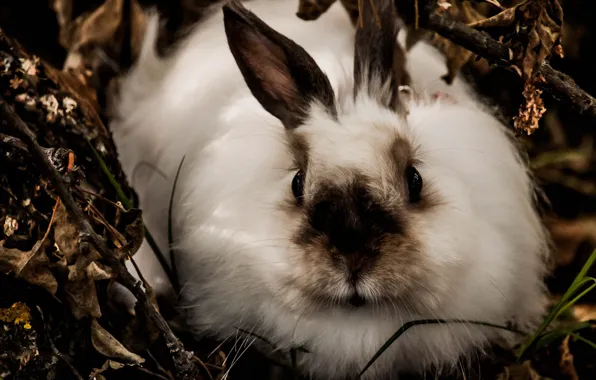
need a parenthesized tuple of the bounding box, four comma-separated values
(109, 0, 551, 378)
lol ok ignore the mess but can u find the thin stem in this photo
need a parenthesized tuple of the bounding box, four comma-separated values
(358, 318, 523, 378)
(168, 156, 186, 296)
(0, 96, 198, 379)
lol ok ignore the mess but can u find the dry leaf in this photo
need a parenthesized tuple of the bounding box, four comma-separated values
(114, 208, 144, 259)
(9, 77, 23, 89)
(571, 304, 596, 323)
(428, 1, 489, 83)
(89, 359, 130, 378)
(53, 0, 147, 71)
(123, 209, 144, 255)
(63, 254, 110, 319)
(513, 75, 546, 135)
(53, 201, 80, 262)
(66, 242, 101, 281)
(64, 275, 102, 319)
(497, 360, 548, 380)
(91, 319, 145, 364)
(3, 216, 18, 237)
(52, 0, 73, 38)
(546, 217, 596, 267)
(438, 0, 452, 11)
(86, 261, 113, 280)
(469, 0, 564, 80)
(559, 335, 579, 380)
(58, 0, 124, 51)
(87, 203, 128, 249)
(0, 239, 58, 294)
(119, 299, 161, 353)
(51, 0, 147, 118)
(18, 57, 40, 76)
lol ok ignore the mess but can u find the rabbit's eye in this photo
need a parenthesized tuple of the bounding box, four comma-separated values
(292, 170, 305, 204)
(406, 166, 422, 203)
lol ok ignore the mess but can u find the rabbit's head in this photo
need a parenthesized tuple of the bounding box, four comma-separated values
(216, 0, 548, 322)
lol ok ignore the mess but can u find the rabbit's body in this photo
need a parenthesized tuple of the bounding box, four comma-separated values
(110, 0, 549, 379)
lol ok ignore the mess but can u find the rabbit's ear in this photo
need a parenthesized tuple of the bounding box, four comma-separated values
(223, 0, 337, 129)
(353, 0, 410, 110)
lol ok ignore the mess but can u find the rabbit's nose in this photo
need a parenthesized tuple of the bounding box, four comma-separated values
(309, 198, 381, 278)
(309, 191, 401, 257)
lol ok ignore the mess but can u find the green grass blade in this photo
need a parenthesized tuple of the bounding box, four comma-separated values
(535, 322, 592, 349)
(517, 249, 596, 359)
(87, 140, 175, 287)
(570, 250, 596, 288)
(570, 332, 596, 351)
(551, 279, 596, 322)
(87, 140, 131, 209)
(358, 319, 523, 378)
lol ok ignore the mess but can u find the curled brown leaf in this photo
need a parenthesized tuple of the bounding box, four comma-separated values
(63, 251, 110, 319)
(571, 304, 596, 323)
(513, 75, 547, 135)
(89, 359, 130, 379)
(559, 335, 579, 380)
(52, 0, 147, 98)
(497, 360, 546, 380)
(546, 217, 596, 267)
(428, 1, 490, 83)
(469, 0, 564, 80)
(91, 319, 145, 364)
(53, 201, 80, 262)
(0, 239, 58, 295)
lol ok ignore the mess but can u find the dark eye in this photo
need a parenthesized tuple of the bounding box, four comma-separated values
(292, 170, 305, 204)
(406, 166, 423, 203)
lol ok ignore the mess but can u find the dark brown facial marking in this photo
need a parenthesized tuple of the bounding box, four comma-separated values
(387, 136, 440, 210)
(387, 136, 413, 176)
(298, 180, 403, 276)
(287, 132, 309, 170)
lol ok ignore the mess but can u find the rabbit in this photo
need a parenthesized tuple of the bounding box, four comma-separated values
(108, 0, 551, 378)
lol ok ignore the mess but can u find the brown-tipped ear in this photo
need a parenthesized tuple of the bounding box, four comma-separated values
(353, 0, 410, 110)
(222, 0, 337, 129)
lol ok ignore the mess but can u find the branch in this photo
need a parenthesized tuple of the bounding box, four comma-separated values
(0, 97, 198, 380)
(402, 0, 596, 119)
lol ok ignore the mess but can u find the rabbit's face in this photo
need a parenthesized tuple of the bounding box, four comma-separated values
(220, 0, 449, 312)
(277, 111, 440, 309)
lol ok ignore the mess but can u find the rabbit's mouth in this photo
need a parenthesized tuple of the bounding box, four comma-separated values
(347, 293, 366, 307)
(334, 281, 381, 309)
(314, 290, 369, 309)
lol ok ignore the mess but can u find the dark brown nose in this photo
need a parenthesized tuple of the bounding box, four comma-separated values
(308, 186, 401, 260)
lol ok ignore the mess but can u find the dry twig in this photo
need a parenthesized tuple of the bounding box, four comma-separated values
(0, 97, 198, 380)
(403, 0, 596, 118)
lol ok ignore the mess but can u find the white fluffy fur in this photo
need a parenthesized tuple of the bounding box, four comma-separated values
(110, 1, 550, 379)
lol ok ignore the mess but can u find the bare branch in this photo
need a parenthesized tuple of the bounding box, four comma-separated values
(398, 0, 596, 119)
(0, 96, 199, 380)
